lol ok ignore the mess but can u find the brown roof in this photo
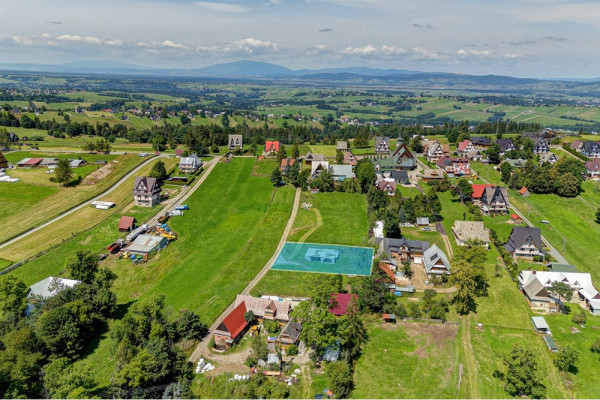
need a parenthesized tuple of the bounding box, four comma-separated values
(0, 151, 7, 168)
(235, 294, 291, 321)
(118, 216, 136, 230)
(519, 187, 528, 195)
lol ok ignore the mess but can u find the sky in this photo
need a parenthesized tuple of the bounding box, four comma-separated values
(0, 0, 599, 78)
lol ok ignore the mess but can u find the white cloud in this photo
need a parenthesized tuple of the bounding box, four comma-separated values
(56, 35, 103, 44)
(196, 2, 247, 13)
(504, 53, 522, 58)
(11, 36, 33, 46)
(196, 38, 280, 55)
(342, 44, 406, 56)
(234, 38, 279, 52)
(162, 40, 188, 49)
(457, 49, 491, 58)
(412, 47, 446, 60)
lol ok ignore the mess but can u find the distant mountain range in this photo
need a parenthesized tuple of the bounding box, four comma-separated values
(0, 59, 599, 86)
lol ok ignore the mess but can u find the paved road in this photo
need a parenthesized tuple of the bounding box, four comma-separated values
(0, 155, 164, 250)
(472, 167, 569, 264)
(189, 187, 302, 362)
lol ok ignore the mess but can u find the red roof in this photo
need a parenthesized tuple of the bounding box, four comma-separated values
(510, 214, 520, 220)
(25, 158, 43, 165)
(118, 216, 136, 230)
(175, 149, 184, 156)
(457, 140, 472, 151)
(281, 158, 296, 170)
(329, 293, 358, 316)
(265, 141, 280, 153)
(519, 187, 528, 194)
(379, 263, 396, 281)
(471, 184, 494, 199)
(222, 302, 248, 339)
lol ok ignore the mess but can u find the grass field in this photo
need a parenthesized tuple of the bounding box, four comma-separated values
(0, 157, 176, 262)
(0, 153, 146, 244)
(50, 158, 295, 385)
(254, 191, 369, 297)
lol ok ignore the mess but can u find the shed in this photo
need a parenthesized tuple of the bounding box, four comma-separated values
(118, 216, 137, 232)
(531, 316, 551, 334)
(543, 335, 557, 352)
(69, 159, 86, 168)
(416, 217, 430, 226)
(395, 285, 416, 293)
(382, 313, 396, 323)
(323, 343, 341, 362)
(519, 187, 530, 197)
(328, 293, 357, 316)
(128, 234, 168, 255)
(510, 214, 523, 224)
(267, 353, 280, 366)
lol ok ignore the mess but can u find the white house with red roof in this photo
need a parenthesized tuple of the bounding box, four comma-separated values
(265, 141, 280, 155)
(586, 159, 600, 179)
(457, 140, 474, 157)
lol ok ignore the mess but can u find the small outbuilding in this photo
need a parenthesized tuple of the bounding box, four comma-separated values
(382, 313, 396, 323)
(128, 234, 168, 255)
(118, 216, 137, 232)
(543, 335, 558, 352)
(519, 187, 530, 197)
(510, 214, 523, 224)
(531, 316, 551, 335)
(328, 293, 357, 316)
(416, 217, 430, 226)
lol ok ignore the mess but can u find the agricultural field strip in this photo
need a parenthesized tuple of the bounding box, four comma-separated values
(0, 155, 163, 250)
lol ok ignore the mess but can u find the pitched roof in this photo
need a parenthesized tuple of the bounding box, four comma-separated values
(329, 293, 357, 316)
(471, 136, 491, 146)
(504, 226, 542, 253)
(482, 186, 509, 206)
(305, 152, 326, 162)
(519, 187, 529, 195)
(133, 176, 158, 194)
(471, 184, 494, 199)
(0, 151, 7, 168)
(523, 279, 551, 302)
(423, 244, 450, 273)
(28, 277, 81, 298)
(377, 180, 396, 191)
(179, 154, 201, 166)
(510, 213, 521, 220)
(280, 319, 302, 342)
(222, 302, 248, 338)
(234, 294, 291, 321)
(265, 141, 280, 152)
(118, 216, 137, 230)
(585, 159, 600, 170)
(496, 138, 515, 152)
(281, 158, 296, 169)
(329, 164, 355, 179)
(383, 237, 430, 254)
(531, 316, 550, 330)
(457, 140, 472, 151)
(336, 141, 348, 151)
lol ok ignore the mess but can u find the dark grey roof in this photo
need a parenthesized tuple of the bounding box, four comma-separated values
(280, 319, 302, 343)
(133, 176, 159, 195)
(496, 138, 514, 152)
(504, 226, 543, 253)
(523, 278, 551, 301)
(482, 186, 509, 206)
(383, 237, 429, 254)
(8, 132, 19, 142)
(471, 136, 491, 146)
(582, 141, 600, 153)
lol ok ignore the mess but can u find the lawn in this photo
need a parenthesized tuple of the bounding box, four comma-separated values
(0, 157, 176, 262)
(252, 157, 279, 176)
(254, 191, 369, 297)
(352, 322, 460, 399)
(0, 152, 146, 244)
(64, 158, 295, 385)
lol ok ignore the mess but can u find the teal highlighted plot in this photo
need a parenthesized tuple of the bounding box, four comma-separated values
(272, 242, 373, 276)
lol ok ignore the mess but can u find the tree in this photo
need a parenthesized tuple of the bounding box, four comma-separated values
(554, 346, 579, 372)
(149, 160, 168, 184)
(291, 142, 300, 159)
(550, 280, 573, 303)
(421, 289, 438, 316)
(450, 260, 478, 315)
(179, 114, 191, 125)
(572, 310, 587, 325)
(355, 275, 394, 313)
(355, 159, 376, 193)
(383, 214, 401, 238)
(500, 162, 512, 183)
(294, 301, 343, 354)
(276, 144, 287, 163)
(366, 186, 388, 212)
(54, 159, 73, 186)
(0, 275, 28, 314)
(43, 358, 97, 399)
(65, 250, 99, 284)
(409, 135, 424, 153)
(336, 150, 344, 164)
(344, 297, 366, 363)
(591, 338, 600, 355)
(451, 178, 473, 203)
(554, 172, 580, 197)
(152, 134, 167, 152)
(175, 309, 207, 340)
(0, 327, 45, 398)
(500, 344, 546, 398)
(37, 301, 92, 358)
(325, 361, 354, 398)
(402, 260, 412, 279)
(270, 167, 282, 186)
(312, 168, 334, 192)
(485, 142, 502, 164)
(596, 208, 600, 224)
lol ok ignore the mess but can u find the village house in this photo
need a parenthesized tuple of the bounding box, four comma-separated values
(471, 136, 492, 148)
(343, 150, 357, 166)
(519, 270, 600, 314)
(585, 159, 600, 179)
(304, 152, 327, 166)
(505, 158, 528, 169)
(128, 234, 168, 256)
(371, 157, 396, 173)
(179, 154, 202, 174)
(466, 148, 483, 161)
(336, 141, 349, 152)
(457, 140, 474, 157)
(581, 141, 600, 158)
(311, 161, 329, 179)
(471, 184, 494, 204)
(425, 141, 449, 163)
(422, 169, 446, 182)
(265, 140, 280, 155)
(437, 157, 471, 176)
(496, 138, 516, 155)
(539, 153, 558, 165)
(504, 226, 543, 258)
(376, 170, 410, 185)
(423, 244, 451, 277)
(570, 141, 584, 152)
(133, 176, 161, 207)
(374, 136, 390, 155)
(214, 302, 249, 349)
(228, 134, 243, 151)
(278, 319, 302, 346)
(27, 277, 81, 314)
(17, 158, 43, 168)
(329, 165, 355, 182)
(280, 158, 296, 175)
(377, 180, 396, 196)
(479, 186, 510, 215)
(380, 237, 430, 264)
(329, 293, 357, 316)
(452, 221, 490, 247)
(390, 142, 417, 170)
(533, 138, 549, 155)
(234, 294, 291, 322)
(118, 216, 137, 232)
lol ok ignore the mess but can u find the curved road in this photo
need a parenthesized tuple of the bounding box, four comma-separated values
(189, 187, 302, 362)
(0, 154, 166, 250)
